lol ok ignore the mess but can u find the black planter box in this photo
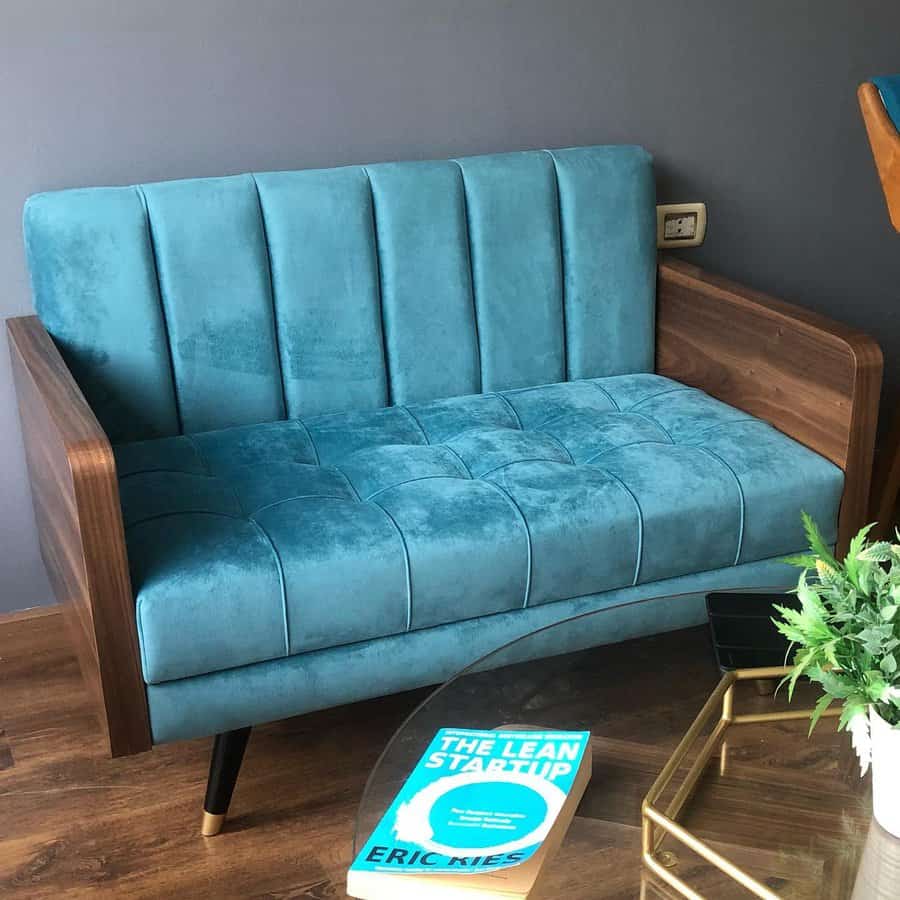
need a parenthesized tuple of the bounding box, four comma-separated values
(705, 591, 801, 672)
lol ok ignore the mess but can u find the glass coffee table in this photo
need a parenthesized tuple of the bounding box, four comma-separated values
(354, 590, 895, 899)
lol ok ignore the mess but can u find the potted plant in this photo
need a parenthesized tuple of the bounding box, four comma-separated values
(773, 513, 900, 837)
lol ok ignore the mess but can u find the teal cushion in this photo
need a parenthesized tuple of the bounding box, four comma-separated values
(25, 145, 656, 442)
(22, 188, 180, 442)
(146, 555, 799, 744)
(116, 373, 843, 686)
(139, 176, 286, 433)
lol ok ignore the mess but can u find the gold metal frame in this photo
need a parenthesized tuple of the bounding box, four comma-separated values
(640, 666, 841, 899)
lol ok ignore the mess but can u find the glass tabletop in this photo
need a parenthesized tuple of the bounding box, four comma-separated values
(353, 588, 896, 899)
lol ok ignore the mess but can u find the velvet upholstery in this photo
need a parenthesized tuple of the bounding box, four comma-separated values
(115, 373, 842, 687)
(146, 556, 798, 744)
(454, 152, 565, 391)
(24, 146, 655, 442)
(140, 176, 286, 433)
(23, 144, 845, 749)
(255, 168, 388, 417)
(22, 188, 180, 442)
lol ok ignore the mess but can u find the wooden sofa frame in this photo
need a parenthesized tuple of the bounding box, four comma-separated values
(7, 257, 882, 769)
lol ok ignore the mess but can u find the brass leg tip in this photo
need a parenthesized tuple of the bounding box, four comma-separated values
(201, 811, 226, 837)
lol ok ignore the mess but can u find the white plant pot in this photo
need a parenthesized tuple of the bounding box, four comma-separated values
(871, 706, 900, 839)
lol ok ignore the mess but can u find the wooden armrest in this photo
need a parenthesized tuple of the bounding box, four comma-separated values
(7, 315, 150, 757)
(656, 258, 882, 555)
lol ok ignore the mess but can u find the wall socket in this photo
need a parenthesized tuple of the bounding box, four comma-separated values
(656, 202, 707, 248)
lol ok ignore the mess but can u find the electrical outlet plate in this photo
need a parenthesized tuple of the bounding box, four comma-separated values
(656, 202, 707, 248)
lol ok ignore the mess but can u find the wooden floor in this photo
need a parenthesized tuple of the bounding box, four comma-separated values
(0, 607, 877, 899)
(0, 607, 432, 898)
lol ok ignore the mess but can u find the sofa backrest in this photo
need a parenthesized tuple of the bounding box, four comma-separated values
(24, 145, 656, 443)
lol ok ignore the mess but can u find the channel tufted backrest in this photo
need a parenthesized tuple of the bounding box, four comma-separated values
(23, 145, 656, 443)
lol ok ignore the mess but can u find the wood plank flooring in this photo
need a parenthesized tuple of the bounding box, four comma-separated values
(0, 607, 431, 898)
(0, 607, 880, 899)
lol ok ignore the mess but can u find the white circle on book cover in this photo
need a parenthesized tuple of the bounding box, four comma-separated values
(393, 771, 568, 857)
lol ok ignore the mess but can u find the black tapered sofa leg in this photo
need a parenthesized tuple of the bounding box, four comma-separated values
(200, 727, 252, 836)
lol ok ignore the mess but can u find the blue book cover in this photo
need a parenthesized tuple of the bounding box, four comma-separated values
(350, 728, 591, 877)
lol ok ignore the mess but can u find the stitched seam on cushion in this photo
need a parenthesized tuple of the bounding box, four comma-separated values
(334, 468, 362, 502)
(249, 493, 354, 516)
(362, 167, 393, 406)
(582, 440, 672, 465)
(118, 467, 213, 480)
(135, 595, 152, 683)
(479, 456, 569, 479)
(696, 447, 746, 565)
(534, 410, 580, 431)
(137, 184, 184, 435)
(365, 474, 469, 502)
(120, 459, 325, 481)
(228, 483, 245, 516)
(684, 419, 770, 442)
(247, 516, 290, 657)
(501, 384, 534, 398)
(442, 444, 474, 478)
(251, 174, 288, 419)
(292, 418, 320, 465)
(539, 432, 576, 464)
(493, 392, 524, 430)
(544, 150, 569, 381)
(589, 381, 621, 411)
(480, 479, 533, 609)
(124, 509, 244, 529)
(584, 466, 644, 585)
(303, 407, 352, 423)
(452, 160, 484, 394)
(626, 387, 696, 410)
(442, 423, 519, 444)
(399, 406, 431, 444)
(626, 410, 676, 444)
(368, 499, 414, 631)
(183, 435, 211, 474)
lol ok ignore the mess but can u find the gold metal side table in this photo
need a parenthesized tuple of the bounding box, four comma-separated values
(641, 665, 846, 900)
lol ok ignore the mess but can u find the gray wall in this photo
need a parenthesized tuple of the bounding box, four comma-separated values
(2, 0, 900, 612)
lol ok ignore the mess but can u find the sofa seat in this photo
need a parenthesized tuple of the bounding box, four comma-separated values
(115, 373, 843, 686)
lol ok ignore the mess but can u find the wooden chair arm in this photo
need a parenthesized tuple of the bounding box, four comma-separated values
(7, 315, 151, 757)
(656, 258, 882, 556)
(858, 81, 900, 233)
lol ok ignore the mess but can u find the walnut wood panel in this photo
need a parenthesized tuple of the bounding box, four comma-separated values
(6, 316, 150, 757)
(0, 612, 877, 898)
(858, 81, 900, 233)
(656, 258, 883, 555)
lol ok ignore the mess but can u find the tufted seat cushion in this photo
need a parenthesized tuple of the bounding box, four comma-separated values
(115, 373, 843, 685)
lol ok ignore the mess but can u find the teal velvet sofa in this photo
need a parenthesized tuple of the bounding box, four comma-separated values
(8, 144, 881, 835)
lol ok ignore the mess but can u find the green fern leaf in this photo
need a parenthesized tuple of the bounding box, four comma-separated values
(808, 693, 834, 736)
(801, 511, 839, 570)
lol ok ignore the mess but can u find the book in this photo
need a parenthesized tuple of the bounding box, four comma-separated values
(347, 727, 592, 899)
